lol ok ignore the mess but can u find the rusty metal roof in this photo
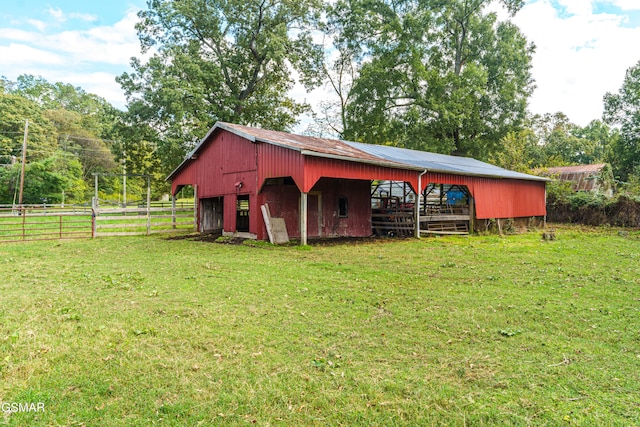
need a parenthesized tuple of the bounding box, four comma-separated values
(220, 123, 391, 163)
(168, 121, 548, 181)
(541, 164, 607, 175)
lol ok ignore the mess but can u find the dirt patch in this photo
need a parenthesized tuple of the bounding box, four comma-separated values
(308, 235, 412, 246)
(167, 232, 413, 246)
(166, 230, 223, 243)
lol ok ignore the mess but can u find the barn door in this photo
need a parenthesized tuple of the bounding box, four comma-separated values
(307, 192, 322, 238)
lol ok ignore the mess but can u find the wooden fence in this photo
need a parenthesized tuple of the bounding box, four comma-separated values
(93, 205, 194, 237)
(0, 204, 195, 243)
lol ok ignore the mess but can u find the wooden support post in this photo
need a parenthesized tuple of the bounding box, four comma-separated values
(469, 196, 475, 233)
(21, 207, 26, 240)
(18, 119, 28, 207)
(300, 191, 308, 246)
(172, 193, 177, 229)
(415, 172, 425, 238)
(193, 185, 198, 232)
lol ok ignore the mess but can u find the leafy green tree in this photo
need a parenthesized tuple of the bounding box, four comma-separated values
(603, 60, 640, 182)
(11, 74, 116, 136)
(572, 120, 618, 165)
(0, 152, 85, 204)
(44, 109, 117, 182)
(118, 0, 324, 172)
(0, 92, 57, 164)
(489, 129, 544, 172)
(5, 75, 125, 199)
(336, 0, 534, 159)
(527, 113, 617, 167)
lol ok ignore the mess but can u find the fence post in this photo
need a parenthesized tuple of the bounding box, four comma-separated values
(59, 214, 63, 239)
(21, 206, 26, 240)
(92, 208, 96, 238)
(146, 177, 151, 235)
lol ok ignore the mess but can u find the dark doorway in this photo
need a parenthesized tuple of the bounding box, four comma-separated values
(236, 195, 250, 232)
(200, 197, 223, 232)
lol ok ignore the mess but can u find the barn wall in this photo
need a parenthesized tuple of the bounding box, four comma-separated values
(258, 178, 372, 240)
(303, 156, 419, 193)
(170, 130, 263, 235)
(423, 173, 547, 219)
(257, 143, 305, 191)
(259, 184, 300, 240)
(312, 178, 372, 238)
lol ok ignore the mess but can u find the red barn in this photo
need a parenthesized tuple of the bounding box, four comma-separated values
(168, 122, 547, 243)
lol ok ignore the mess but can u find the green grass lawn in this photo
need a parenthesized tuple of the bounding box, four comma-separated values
(0, 226, 638, 426)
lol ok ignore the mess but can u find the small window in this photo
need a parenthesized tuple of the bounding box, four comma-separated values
(338, 197, 348, 218)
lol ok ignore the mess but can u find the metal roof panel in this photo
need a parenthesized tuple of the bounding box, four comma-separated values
(342, 141, 548, 181)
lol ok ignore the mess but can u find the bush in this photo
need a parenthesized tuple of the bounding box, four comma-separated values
(547, 192, 640, 227)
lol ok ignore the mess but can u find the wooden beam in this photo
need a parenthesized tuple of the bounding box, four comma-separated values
(420, 214, 470, 221)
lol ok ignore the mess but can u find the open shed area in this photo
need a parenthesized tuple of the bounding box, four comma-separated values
(168, 122, 548, 243)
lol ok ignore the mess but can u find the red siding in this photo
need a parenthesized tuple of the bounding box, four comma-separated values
(258, 178, 372, 239)
(303, 156, 419, 193)
(257, 143, 305, 191)
(423, 173, 546, 219)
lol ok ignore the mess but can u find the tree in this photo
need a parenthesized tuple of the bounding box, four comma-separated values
(44, 109, 117, 181)
(118, 0, 324, 172)
(0, 153, 85, 204)
(0, 92, 57, 164)
(603, 60, 640, 182)
(6, 75, 120, 183)
(335, 0, 534, 159)
(11, 74, 116, 136)
(489, 129, 543, 172)
(572, 120, 618, 166)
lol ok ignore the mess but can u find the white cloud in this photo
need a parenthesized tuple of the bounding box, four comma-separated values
(510, 0, 640, 125)
(557, 0, 594, 16)
(0, 43, 64, 65)
(47, 6, 66, 22)
(0, 8, 144, 109)
(27, 19, 47, 32)
(609, 0, 640, 11)
(69, 13, 99, 22)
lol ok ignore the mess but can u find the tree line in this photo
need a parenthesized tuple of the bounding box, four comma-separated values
(1, 0, 640, 205)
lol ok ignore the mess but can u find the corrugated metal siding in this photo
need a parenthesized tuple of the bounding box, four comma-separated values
(303, 156, 419, 193)
(257, 142, 305, 190)
(171, 164, 195, 194)
(423, 173, 546, 219)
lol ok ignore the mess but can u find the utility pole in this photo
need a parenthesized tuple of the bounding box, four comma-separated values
(18, 119, 28, 207)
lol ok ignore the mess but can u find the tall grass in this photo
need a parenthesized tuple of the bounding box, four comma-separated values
(0, 226, 638, 425)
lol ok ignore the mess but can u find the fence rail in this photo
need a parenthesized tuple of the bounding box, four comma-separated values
(0, 203, 195, 243)
(0, 205, 93, 243)
(93, 205, 194, 237)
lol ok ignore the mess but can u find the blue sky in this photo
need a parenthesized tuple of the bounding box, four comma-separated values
(2, 0, 640, 127)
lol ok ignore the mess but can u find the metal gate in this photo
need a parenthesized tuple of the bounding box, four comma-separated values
(0, 205, 93, 243)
